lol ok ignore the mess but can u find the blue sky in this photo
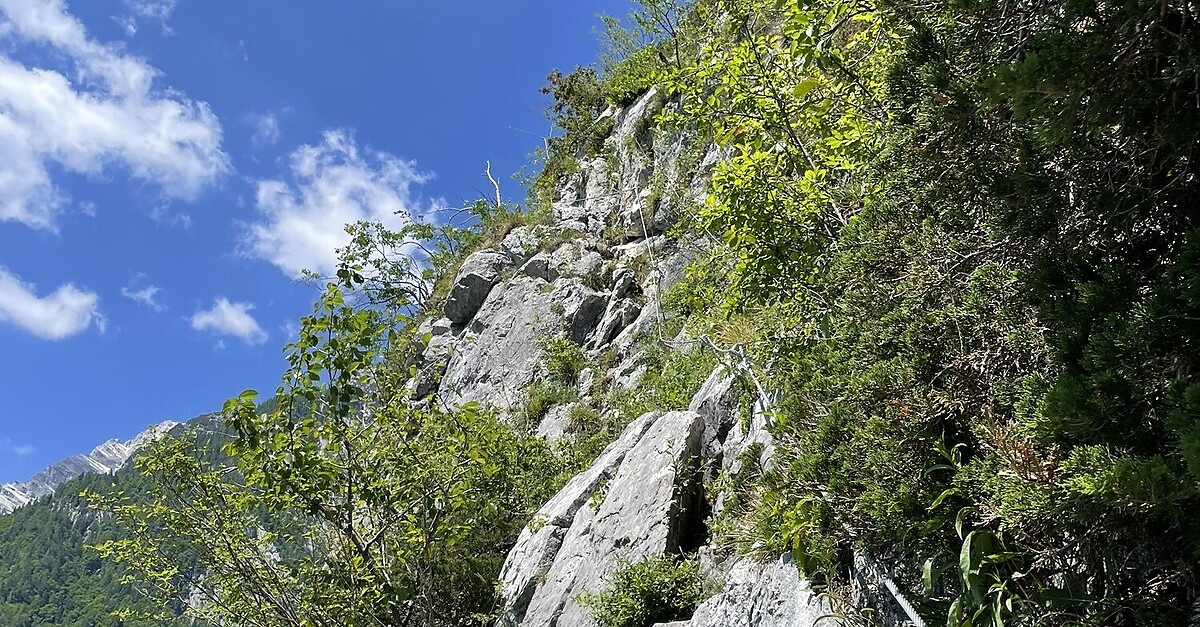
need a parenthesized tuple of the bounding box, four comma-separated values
(0, 0, 632, 483)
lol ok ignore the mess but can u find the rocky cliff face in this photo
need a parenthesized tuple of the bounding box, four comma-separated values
(0, 420, 179, 514)
(401, 88, 915, 627)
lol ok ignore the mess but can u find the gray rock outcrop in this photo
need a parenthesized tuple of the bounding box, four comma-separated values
(411, 85, 901, 627)
(443, 250, 512, 324)
(435, 274, 610, 409)
(685, 555, 837, 627)
(500, 410, 706, 626)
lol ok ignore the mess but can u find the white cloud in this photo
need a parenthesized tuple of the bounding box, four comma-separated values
(121, 274, 164, 311)
(117, 0, 177, 35)
(190, 297, 267, 345)
(245, 130, 433, 278)
(0, 267, 103, 340)
(0, 438, 34, 457)
(125, 0, 177, 21)
(0, 0, 227, 231)
(248, 111, 281, 147)
(112, 14, 137, 37)
(149, 203, 193, 229)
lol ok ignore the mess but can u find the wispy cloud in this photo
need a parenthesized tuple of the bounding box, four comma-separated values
(0, 267, 103, 340)
(190, 297, 267, 345)
(244, 130, 437, 278)
(118, 0, 178, 35)
(125, 0, 177, 20)
(247, 111, 282, 148)
(121, 273, 165, 312)
(0, 0, 228, 231)
(112, 14, 137, 36)
(0, 437, 34, 457)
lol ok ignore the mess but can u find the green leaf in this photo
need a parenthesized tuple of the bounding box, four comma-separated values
(929, 487, 957, 511)
(792, 78, 819, 100)
(948, 597, 964, 627)
(955, 506, 973, 539)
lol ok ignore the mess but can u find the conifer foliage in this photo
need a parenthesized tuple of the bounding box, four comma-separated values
(645, 0, 1200, 623)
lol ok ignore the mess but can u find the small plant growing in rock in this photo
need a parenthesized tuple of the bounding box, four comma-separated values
(527, 515, 549, 533)
(521, 381, 580, 423)
(603, 222, 628, 245)
(608, 340, 718, 420)
(587, 478, 611, 512)
(541, 335, 589, 384)
(536, 227, 585, 254)
(582, 264, 616, 292)
(566, 403, 602, 434)
(597, 346, 621, 371)
(626, 252, 653, 284)
(577, 555, 703, 627)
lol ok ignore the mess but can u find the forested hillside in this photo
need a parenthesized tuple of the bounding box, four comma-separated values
(0, 417, 219, 627)
(3, 0, 1196, 625)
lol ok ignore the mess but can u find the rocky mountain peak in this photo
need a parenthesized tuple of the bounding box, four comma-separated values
(0, 420, 180, 515)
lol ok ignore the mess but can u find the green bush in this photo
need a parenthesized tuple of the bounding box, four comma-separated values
(664, 0, 1200, 620)
(604, 45, 667, 106)
(578, 556, 702, 627)
(92, 283, 571, 627)
(610, 341, 718, 420)
(541, 335, 590, 384)
(531, 67, 611, 209)
(522, 380, 580, 425)
(567, 403, 602, 433)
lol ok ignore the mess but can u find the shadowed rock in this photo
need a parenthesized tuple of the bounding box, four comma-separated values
(443, 250, 512, 324)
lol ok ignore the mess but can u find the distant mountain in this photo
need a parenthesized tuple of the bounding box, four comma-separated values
(0, 421, 180, 515)
(0, 413, 221, 627)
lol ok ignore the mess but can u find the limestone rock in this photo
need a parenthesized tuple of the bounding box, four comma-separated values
(536, 403, 573, 441)
(685, 555, 837, 627)
(443, 250, 512, 324)
(499, 412, 660, 625)
(688, 366, 736, 428)
(611, 297, 662, 355)
(519, 253, 560, 282)
(581, 157, 619, 234)
(713, 395, 777, 518)
(438, 275, 552, 409)
(502, 225, 547, 264)
(576, 368, 597, 398)
(500, 410, 706, 627)
(429, 316, 453, 336)
(588, 298, 642, 350)
(688, 366, 738, 465)
(610, 90, 666, 237)
(612, 361, 648, 393)
(722, 396, 776, 475)
(562, 283, 608, 345)
(437, 276, 605, 409)
(610, 268, 638, 299)
(549, 243, 604, 283)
